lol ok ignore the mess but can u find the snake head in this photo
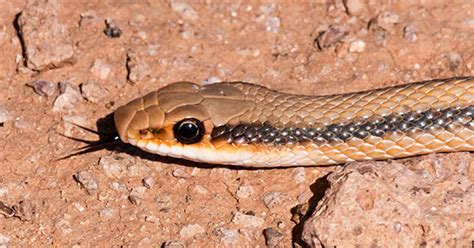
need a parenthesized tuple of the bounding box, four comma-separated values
(114, 81, 257, 165)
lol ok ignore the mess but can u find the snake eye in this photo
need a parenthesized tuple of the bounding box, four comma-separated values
(173, 118, 205, 144)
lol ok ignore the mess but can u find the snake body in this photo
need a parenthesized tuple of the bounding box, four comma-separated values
(114, 76, 474, 167)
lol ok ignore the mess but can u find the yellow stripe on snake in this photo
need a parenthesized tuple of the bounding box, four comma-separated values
(113, 76, 474, 167)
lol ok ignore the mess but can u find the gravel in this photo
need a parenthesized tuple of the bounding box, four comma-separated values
(0, 105, 11, 124)
(27, 80, 57, 97)
(292, 167, 306, 184)
(170, 0, 198, 21)
(349, 39, 366, 53)
(130, 186, 147, 199)
(89, 59, 112, 80)
(52, 81, 82, 112)
(171, 168, 191, 179)
(109, 181, 126, 192)
(179, 224, 205, 239)
(98, 208, 114, 218)
(103, 19, 122, 38)
(162, 240, 186, 248)
(80, 80, 107, 103)
(213, 227, 238, 245)
(126, 52, 151, 83)
(142, 176, 155, 189)
(97, 154, 128, 179)
(343, 0, 365, 16)
(0, 234, 10, 246)
(73, 171, 98, 193)
(262, 191, 286, 211)
(263, 227, 284, 247)
(314, 25, 348, 50)
(403, 24, 418, 42)
(231, 212, 264, 228)
(235, 183, 254, 199)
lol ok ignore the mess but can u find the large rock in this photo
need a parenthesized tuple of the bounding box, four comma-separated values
(17, 0, 76, 71)
(302, 152, 474, 247)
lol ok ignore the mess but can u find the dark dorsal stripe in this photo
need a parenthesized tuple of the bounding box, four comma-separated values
(210, 106, 474, 146)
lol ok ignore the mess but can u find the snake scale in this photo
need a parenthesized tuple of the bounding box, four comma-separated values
(112, 76, 474, 167)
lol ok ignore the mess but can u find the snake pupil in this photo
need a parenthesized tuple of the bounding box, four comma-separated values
(173, 118, 205, 144)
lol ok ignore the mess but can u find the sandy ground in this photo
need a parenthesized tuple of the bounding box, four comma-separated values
(0, 0, 473, 247)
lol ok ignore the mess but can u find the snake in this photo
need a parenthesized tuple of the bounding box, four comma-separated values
(112, 76, 474, 167)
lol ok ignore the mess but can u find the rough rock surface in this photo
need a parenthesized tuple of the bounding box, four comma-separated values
(17, 0, 75, 71)
(0, 1, 474, 247)
(302, 152, 474, 247)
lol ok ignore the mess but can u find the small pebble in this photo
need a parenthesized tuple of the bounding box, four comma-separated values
(12, 200, 34, 221)
(265, 16, 280, 33)
(79, 11, 99, 27)
(349, 39, 366, 53)
(137, 237, 151, 246)
(293, 167, 306, 183)
(98, 208, 114, 218)
(0, 105, 11, 124)
(13, 117, 33, 130)
(27, 80, 56, 97)
(130, 186, 147, 198)
(0, 187, 8, 197)
(236, 184, 254, 199)
(73, 171, 98, 193)
(314, 25, 348, 50)
(55, 218, 73, 235)
(156, 196, 172, 211)
(343, 0, 365, 16)
(403, 24, 418, 42)
(103, 19, 122, 38)
(0, 234, 10, 246)
(172, 168, 191, 178)
(213, 227, 238, 245)
(89, 59, 112, 80)
(446, 52, 462, 71)
(231, 211, 264, 228)
(370, 11, 399, 31)
(98, 154, 127, 179)
(263, 227, 284, 247)
(97, 191, 111, 202)
(0, 26, 7, 45)
(129, 186, 147, 205)
(129, 195, 141, 205)
(52, 81, 82, 112)
(109, 181, 126, 192)
(192, 185, 208, 194)
(80, 81, 107, 103)
(127, 163, 151, 177)
(170, 0, 199, 21)
(0, 201, 14, 217)
(263, 191, 286, 211)
(73, 202, 85, 212)
(142, 176, 155, 189)
(162, 240, 186, 248)
(145, 215, 158, 223)
(179, 224, 205, 239)
(126, 53, 151, 83)
(147, 44, 159, 56)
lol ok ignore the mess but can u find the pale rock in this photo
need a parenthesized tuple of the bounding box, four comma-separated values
(232, 212, 264, 228)
(179, 224, 205, 239)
